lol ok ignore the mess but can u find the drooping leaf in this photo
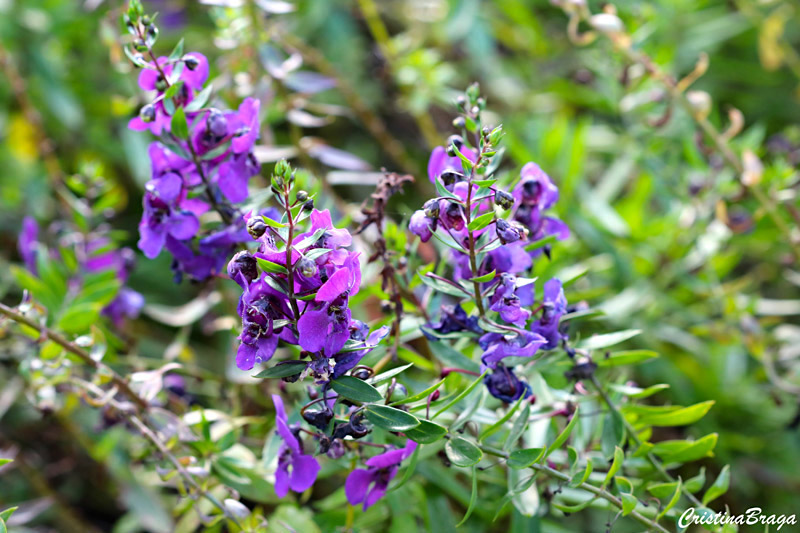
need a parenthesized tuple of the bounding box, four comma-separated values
(330, 376, 383, 403)
(445, 436, 483, 467)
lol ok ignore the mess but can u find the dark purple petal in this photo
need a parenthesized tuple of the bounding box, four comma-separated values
(345, 468, 373, 506)
(297, 307, 330, 353)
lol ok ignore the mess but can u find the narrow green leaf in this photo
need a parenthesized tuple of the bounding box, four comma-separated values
(469, 270, 496, 283)
(391, 379, 446, 406)
(647, 481, 679, 499)
(602, 446, 624, 488)
(635, 401, 715, 427)
(578, 329, 641, 350)
(331, 376, 383, 403)
(542, 406, 580, 461)
(479, 394, 525, 442)
(0, 507, 17, 523)
(169, 38, 185, 60)
(456, 466, 479, 526)
(569, 458, 593, 488)
(702, 465, 730, 505)
(597, 350, 659, 367)
(685, 467, 706, 494)
(657, 478, 682, 520)
(433, 370, 489, 419)
(419, 272, 471, 298)
(185, 84, 213, 112)
(445, 436, 483, 467)
(504, 400, 531, 452)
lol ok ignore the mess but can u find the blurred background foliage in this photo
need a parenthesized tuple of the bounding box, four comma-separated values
(2, 0, 800, 531)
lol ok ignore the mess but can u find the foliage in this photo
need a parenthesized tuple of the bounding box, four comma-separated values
(1, 0, 800, 531)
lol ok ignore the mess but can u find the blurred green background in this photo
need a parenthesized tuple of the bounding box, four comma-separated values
(2, 0, 800, 531)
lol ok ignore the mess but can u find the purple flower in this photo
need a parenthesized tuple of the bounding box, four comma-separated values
(331, 324, 391, 379)
(18, 216, 39, 272)
(409, 210, 435, 242)
(103, 287, 145, 327)
(236, 273, 293, 370)
(495, 218, 522, 244)
(530, 279, 568, 350)
(272, 394, 320, 497)
(297, 254, 361, 356)
(345, 440, 417, 510)
(513, 162, 559, 209)
(299, 209, 353, 250)
(480, 330, 546, 370)
(490, 274, 532, 327)
(422, 304, 482, 340)
(427, 145, 477, 183)
(137, 173, 200, 259)
(484, 366, 532, 403)
(228, 97, 260, 154)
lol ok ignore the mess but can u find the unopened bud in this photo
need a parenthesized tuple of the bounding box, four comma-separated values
(247, 217, 267, 239)
(686, 90, 712, 120)
(296, 190, 308, 202)
(183, 55, 199, 70)
(452, 117, 466, 129)
(302, 199, 315, 212)
(298, 257, 317, 278)
(423, 198, 440, 218)
(494, 189, 514, 210)
(139, 103, 156, 123)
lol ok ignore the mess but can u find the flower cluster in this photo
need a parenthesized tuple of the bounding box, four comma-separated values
(227, 162, 389, 381)
(409, 85, 571, 403)
(125, 11, 261, 282)
(17, 216, 143, 327)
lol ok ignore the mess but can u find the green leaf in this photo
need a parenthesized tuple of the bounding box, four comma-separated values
(419, 272, 471, 298)
(685, 467, 706, 493)
(601, 410, 625, 459)
(542, 406, 580, 461)
(569, 458, 593, 488)
(252, 361, 307, 378)
(452, 144, 474, 173)
(365, 405, 420, 431)
(597, 350, 659, 367)
(577, 329, 641, 350)
(647, 481, 679, 499)
(330, 376, 383, 403)
(185, 84, 213, 112)
(657, 478, 682, 520)
(702, 465, 730, 505)
(256, 257, 289, 275)
(653, 433, 718, 463)
(434, 177, 460, 200)
(432, 370, 489, 419)
(405, 420, 448, 444)
(503, 400, 531, 452)
(609, 382, 669, 398)
(169, 38, 185, 60)
(0, 517, 6, 533)
(0, 507, 17, 523)
(369, 363, 414, 385)
(456, 466, 479, 527)
(467, 211, 495, 232)
(469, 270, 496, 283)
(445, 436, 483, 467)
(621, 493, 638, 516)
(0, 459, 12, 467)
(602, 446, 624, 488)
(473, 178, 496, 187)
(427, 341, 480, 373)
(170, 106, 189, 140)
(57, 302, 101, 334)
(479, 394, 525, 441)
(391, 379, 445, 406)
(506, 448, 544, 469)
(635, 401, 715, 427)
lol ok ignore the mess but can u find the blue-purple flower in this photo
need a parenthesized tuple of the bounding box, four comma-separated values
(272, 394, 320, 497)
(345, 439, 417, 510)
(484, 366, 532, 403)
(489, 274, 533, 327)
(480, 330, 546, 370)
(137, 173, 200, 259)
(530, 278, 568, 350)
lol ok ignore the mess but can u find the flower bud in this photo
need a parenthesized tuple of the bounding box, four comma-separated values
(302, 199, 315, 211)
(141, 15, 151, 26)
(495, 218, 522, 244)
(274, 159, 290, 179)
(296, 190, 308, 202)
(228, 251, 258, 285)
(183, 55, 199, 70)
(423, 198, 440, 219)
(440, 170, 463, 187)
(455, 95, 467, 109)
(447, 134, 464, 152)
(206, 109, 227, 139)
(139, 103, 156, 123)
(466, 82, 480, 103)
(494, 189, 514, 210)
(298, 257, 317, 278)
(352, 368, 372, 380)
(247, 216, 267, 239)
(452, 117, 466, 129)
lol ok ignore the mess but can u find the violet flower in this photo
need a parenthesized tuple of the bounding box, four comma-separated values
(489, 274, 532, 327)
(18, 216, 39, 273)
(480, 330, 546, 370)
(484, 366, 532, 403)
(530, 278, 568, 350)
(272, 394, 320, 497)
(137, 173, 200, 259)
(422, 304, 482, 340)
(235, 273, 294, 370)
(345, 440, 417, 510)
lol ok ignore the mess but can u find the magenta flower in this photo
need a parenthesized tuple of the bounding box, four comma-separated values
(530, 279, 568, 350)
(272, 394, 320, 498)
(297, 253, 361, 356)
(235, 273, 294, 370)
(137, 173, 200, 259)
(345, 440, 417, 510)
